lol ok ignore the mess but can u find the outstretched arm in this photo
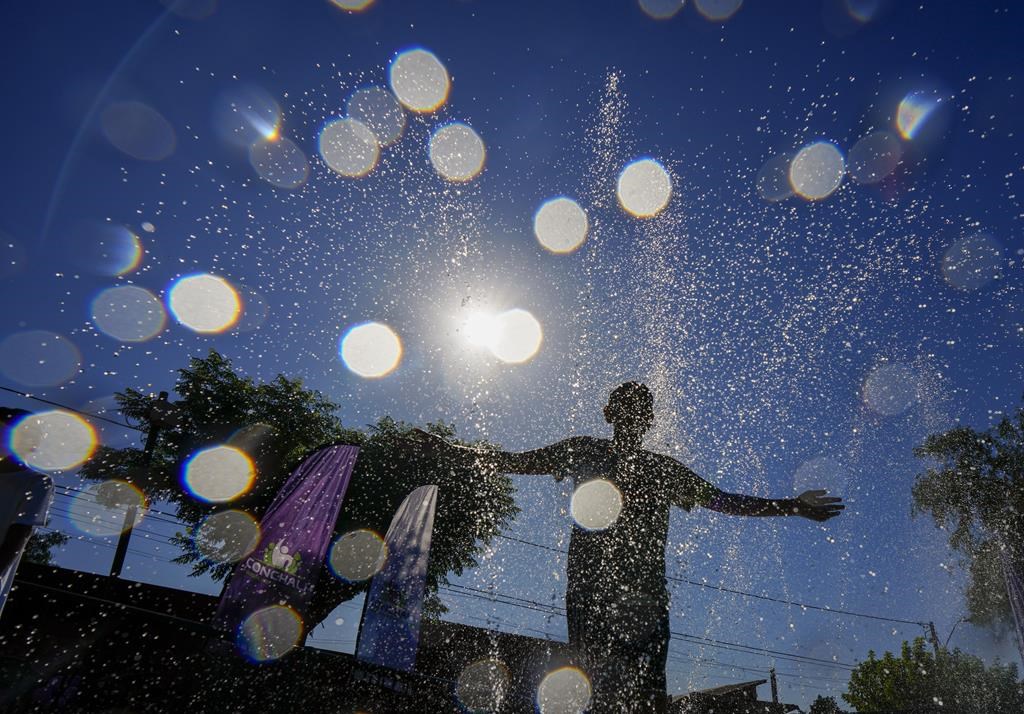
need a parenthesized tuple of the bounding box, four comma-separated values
(406, 429, 583, 475)
(669, 460, 843, 522)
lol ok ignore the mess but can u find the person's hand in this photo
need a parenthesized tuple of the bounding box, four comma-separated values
(794, 490, 844, 522)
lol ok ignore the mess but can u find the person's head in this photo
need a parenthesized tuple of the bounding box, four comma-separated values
(603, 382, 654, 445)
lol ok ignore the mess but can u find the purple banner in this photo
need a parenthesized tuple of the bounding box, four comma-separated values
(213, 444, 360, 640)
(356, 484, 438, 671)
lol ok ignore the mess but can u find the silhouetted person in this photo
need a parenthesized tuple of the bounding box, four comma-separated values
(412, 382, 843, 713)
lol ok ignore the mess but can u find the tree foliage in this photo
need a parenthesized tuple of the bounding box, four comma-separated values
(911, 397, 1024, 629)
(842, 638, 1024, 713)
(80, 350, 520, 624)
(24, 530, 69, 565)
(808, 695, 845, 714)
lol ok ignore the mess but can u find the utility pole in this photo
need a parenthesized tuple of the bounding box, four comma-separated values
(111, 391, 181, 578)
(927, 621, 942, 656)
(769, 667, 778, 704)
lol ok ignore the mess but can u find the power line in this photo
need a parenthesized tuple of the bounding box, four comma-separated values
(495, 533, 923, 628)
(0, 385, 141, 431)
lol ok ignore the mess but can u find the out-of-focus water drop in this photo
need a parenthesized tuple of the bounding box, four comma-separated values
(389, 48, 450, 113)
(194, 509, 261, 564)
(91, 286, 166, 342)
(429, 123, 486, 182)
(167, 273, 241, 333)
(9, 410, 96, 472)
(848, 131, 902, 184)
(328, 529, 387, 582)
(789, 141, 844, 200)
(571, 479, 623, 530)
(942, 234, 1003, 291)
(534, 197, 589, 254)
(340, 322, 402, 378)
(537, 667, 591, 714)
(695, 0, 743, 21)
(0, 331, 81, 387)
(67, 479, 146, 537)
(490, 309, 543, 364)
(319, 117, 380, 178)
(756, 153, 795, 202)
(863, 363, 918, 416)
(346, 86, 405, 146)
(183, 445, 255, 503)
(638, 0, 685, 20)
(100, 100, 176, 161)
(456, 659, 511, 713)
(249, 136, 310, 189)
(84, 225, 143, 276)
(238, 605, 303, 662)
(330, 0, 375, 11)
(617, 159, 672, 217)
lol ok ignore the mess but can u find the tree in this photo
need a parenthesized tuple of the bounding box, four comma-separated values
(842, 638, 1024, 713)
(23, 531, 69, 565)
(80, 350, 520, 625)
(911, 397, 1024, 630)
(808, 695, 844, 714)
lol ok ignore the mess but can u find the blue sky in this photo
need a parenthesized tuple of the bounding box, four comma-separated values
(1, 0, 1022, 707)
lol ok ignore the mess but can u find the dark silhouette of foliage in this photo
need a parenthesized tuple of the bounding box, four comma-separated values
(911, 396, 1024, 630)
(79, 350, 520, 624)
(842, 637, 1023, 713)
(808, 695, 845, 714)
(24, 530, 69, 565)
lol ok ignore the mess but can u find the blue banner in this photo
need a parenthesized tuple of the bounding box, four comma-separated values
(356, 484, 438, 671)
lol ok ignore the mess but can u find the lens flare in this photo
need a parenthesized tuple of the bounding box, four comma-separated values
(194, 509, 261, 564)
(845, 0, 881, 22)
(537, 667, 592, 714)
(346, 86, 406, 146)
(167, 273, 241, 333)
(100, 100, 176, 161)
(183, 445, 255, 503)
(570, 479, 623, 530)
(638, 0, 684, 20)
(789, 141, 845, 200)
(534, 197, 589, 254)
(695, 0, 743, 21)
(319, 117, 380, 178)
(340, 322, 403, 378)
(456, 659, 511, 712)
(896, 91, 943, 140)
(214, 85, 282, 147)
(9, 410, 96, 472)
(249, 136, 310, 189)
(91, 286, 166, 342)
(87, 225, 143, 276)
(429, 123, 486, 182)
(942, 234, 1003, 290)
(756, 153, 795, 202)
(0, 330, 81, 387)
(617, 159, 672, 217)
(238, 605, 303, 662)
(389, 48, 450, 113)
(490, 309, 543, 364)
(67, 479, 146, 537)
(848, 131, 902, 184)
(328, 529, 387, 582)
(863, 363, 918, 416)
